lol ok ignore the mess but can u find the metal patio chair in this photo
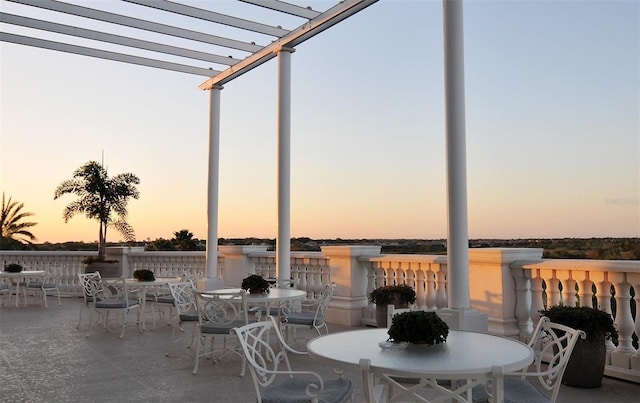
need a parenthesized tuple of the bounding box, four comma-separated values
(471, 316, 586, 403)
(232, 316, 353, 403)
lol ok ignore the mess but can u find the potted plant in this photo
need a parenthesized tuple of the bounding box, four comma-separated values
(54, 161, 140, 277)
(540, 305, 618, 388)
(241, 274, 270, 294)
(387, 310, 449, 346)
(4, 263, 23, 273)
(133, 269, 155, 282)
(369, 284, 416, 327)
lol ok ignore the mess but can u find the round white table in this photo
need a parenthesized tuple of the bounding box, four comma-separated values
(0, 270, 46, 307)
(123, 277, 183, 330)
(208, 287, 308, 317)
(307, 328, 533, 402)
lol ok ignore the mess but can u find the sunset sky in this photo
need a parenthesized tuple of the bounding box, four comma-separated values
(1, 0, 638, 244)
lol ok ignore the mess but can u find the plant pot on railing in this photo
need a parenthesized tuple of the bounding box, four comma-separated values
(369, 284, 416, 328)
(84, 258, 121, 278)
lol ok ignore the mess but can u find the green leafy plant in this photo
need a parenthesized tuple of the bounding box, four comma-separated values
(387, 310, 449, 345)
(241, 274, 270, 294)
(133, 269, 155, 282)
(4, 263, 23, 273)
(540, 305, 618, 343)
(369, 284, 416, 305)
(54, 161, 140, 263)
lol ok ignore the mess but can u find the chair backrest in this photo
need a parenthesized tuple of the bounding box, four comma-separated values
(232, 316, 303, 401)
(313, 284, 335, 322)
(526, 316, 586, 402)
(77, 272, 102, 301)
(43, 266, 64, 286)
(168, 280, 196, 314)
(194, 290, 249, 327)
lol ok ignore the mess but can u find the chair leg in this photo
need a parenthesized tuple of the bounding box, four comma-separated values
(193, 337, 202, 374)
(119, 311, 127, 338)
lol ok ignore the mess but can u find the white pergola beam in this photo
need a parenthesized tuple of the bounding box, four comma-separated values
(1, 32, 217, 76)
(1, 12, 241, 66)
(240, 0, 322, 19)
(7, 0, 262, 53)
(199, 0, 379, 89)
(124, 0, 290, 37)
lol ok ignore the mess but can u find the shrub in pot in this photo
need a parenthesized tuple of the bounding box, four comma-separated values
(540, 305, 618, 388)
(241, 274, 270, 294)
(387, 310, 449, 346)
(133, 269, 155, 282)
(369, 284, 416, 327)
(4, 263, 23, 273)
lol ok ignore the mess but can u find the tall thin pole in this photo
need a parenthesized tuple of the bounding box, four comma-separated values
(206, 85, 223, 285)
(276, 47, 294, 287)
(443, 0, 470, 309)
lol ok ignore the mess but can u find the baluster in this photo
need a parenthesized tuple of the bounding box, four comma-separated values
(414, 264, 426, 309)
(593, 272, 616, 362)
(529, 269, 545, 324)
(543, 270, 560, 307)
(435, 266, 447, 309)
(512, 268, 533, 343)
(425, 264, 436, 310)
(609, 272, 635, 370)
(577, 271, 594, 308)
(628, 273, 640, 371)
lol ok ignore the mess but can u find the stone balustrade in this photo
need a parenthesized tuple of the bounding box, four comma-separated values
(1, 245, 637, 384)
(511, 258, 640, 383)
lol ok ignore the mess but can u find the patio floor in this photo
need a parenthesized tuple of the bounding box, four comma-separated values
(1, 297, 638, 402)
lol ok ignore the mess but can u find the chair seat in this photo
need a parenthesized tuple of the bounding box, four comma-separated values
(283, 311, 323, 326)
(471, 378, 549, 403)
(262, 377, 353, 403)
(95, 299, 139, 309)
(27, 283, 56, 289)
(155, 295, 175, 304)
(201, 320, 247, 334)
(179, 311, 199, 322)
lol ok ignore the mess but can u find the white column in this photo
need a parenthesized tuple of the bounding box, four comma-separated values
(202, 85, 224, 291)
(443, 0, 470, 308)
(276, 47, 294, 287)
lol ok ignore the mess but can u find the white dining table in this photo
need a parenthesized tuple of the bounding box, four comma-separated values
(123, 277, 183, 330)
(307, 328, 534, 403)
(0, 270, 46, 307)
(207, 287, 308, 318)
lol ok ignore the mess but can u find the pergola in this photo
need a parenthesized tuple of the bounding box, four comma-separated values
(1, 0, 479, 326)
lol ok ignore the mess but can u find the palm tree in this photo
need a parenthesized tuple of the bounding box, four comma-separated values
(0, 192, 37, 245)
(173, 229, 198, 251)
(54, 161, 140, 262)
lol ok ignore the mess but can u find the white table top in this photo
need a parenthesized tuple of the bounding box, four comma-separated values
(123, 277, 183, 287)
(307, 328, 533, 379)
(0, 270, 46, 277)
(207, 287, 307, 303)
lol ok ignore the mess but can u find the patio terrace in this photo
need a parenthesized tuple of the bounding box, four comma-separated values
(1, 297, 638, 402)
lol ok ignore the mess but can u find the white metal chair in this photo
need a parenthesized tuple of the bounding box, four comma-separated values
(280, 284, 335, 344)
(166, 280, 198, 351)
(471, 316, 586, 403)
(192, 289, 250, 374)
(81, 276, 142, 338)
(232, 316, 353, 403)
(24, 265, 63, 307)
(77, 271, 102, 329)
